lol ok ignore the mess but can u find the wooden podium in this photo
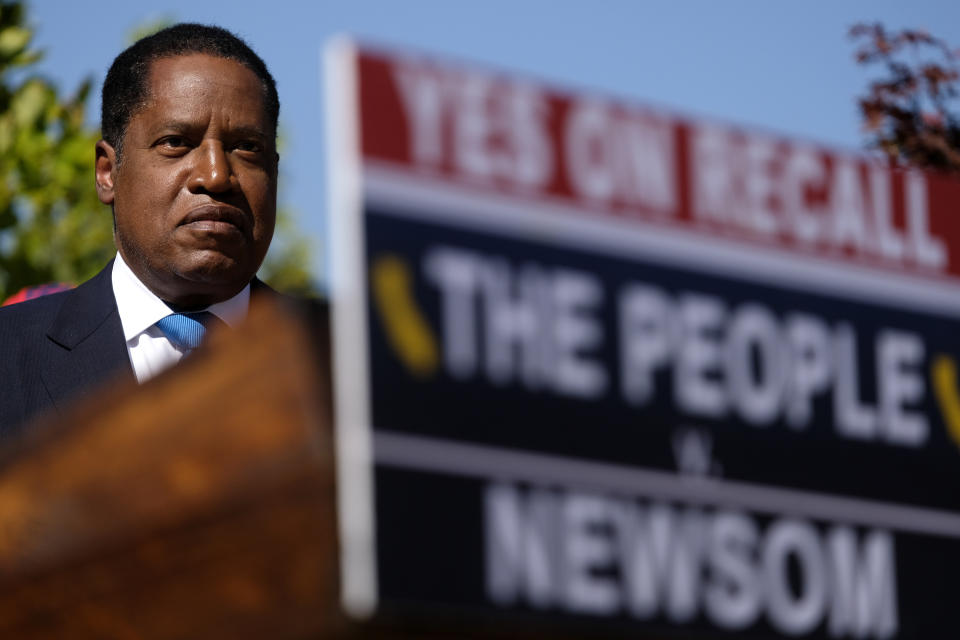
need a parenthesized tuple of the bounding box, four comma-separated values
(0, 300, 351, 638)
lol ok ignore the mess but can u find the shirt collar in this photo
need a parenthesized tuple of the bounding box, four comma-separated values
(111, 253, 250, 342)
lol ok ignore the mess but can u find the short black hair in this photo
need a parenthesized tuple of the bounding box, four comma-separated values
(101, 23, 279, 159)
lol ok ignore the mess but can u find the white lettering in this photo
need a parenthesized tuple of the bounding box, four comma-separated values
(783, 147, 827, 244)
(726, 304, 785, 425)
(424, 247, 480, 377)
(871, 168, 905, 262)
(828, 527, 898, 638)
(785, 314, 832, 429)
(564, 494, 619, 614)
(830, 161, 870, 253)
(675, 294, 727, 418)
(485, 485, 901, 638)
(425, 247, 606, 399)
(834, 324, 878, 440)
(394, 64, 447, 166)
(553, 270, 607, 398)
(763, 519, 827, 635)
(485, 484, 561, 607)
(705, 511, 761, 629)
(906, 172, 947, 269)
(619, 284, 672, 405)
(566, 101, 676, 213)
(877, 330, 928, 446)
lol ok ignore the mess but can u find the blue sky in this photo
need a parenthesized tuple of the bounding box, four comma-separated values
(31, 1, 960, 285)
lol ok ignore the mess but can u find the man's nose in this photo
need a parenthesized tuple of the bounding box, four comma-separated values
(187, 141, 234, 193)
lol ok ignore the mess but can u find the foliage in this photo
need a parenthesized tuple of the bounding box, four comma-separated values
(0, 2, 319, 301)
(0, 1, 112, 300)
(260, 130, 320, 297)
(851, 22, 960, 171)
(261, 205, 320, 296)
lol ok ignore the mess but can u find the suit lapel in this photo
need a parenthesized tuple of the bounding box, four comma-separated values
(40, 261, 134, 413)
(36, 274, 293, 415)
(250, 277, 276, 299)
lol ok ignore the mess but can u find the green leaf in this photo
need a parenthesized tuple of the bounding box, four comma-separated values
(11, 79, 48, 127)
(0, 25, 30, 58)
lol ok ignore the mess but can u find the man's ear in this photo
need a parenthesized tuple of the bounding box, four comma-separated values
(95, 140, 117, 205)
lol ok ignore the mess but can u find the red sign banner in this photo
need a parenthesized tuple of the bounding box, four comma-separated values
(357, 50, 960, 282)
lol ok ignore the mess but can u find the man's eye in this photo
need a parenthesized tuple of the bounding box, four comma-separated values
(234, 140, 262, 153)
(157, 136, 189, 150)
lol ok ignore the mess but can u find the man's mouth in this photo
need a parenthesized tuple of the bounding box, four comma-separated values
(179, 204, 249, 235)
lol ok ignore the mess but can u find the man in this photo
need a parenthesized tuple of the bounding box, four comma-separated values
(0, 24, 286, 433)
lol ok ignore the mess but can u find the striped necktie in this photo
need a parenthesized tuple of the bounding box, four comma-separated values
(155, 311, 223, 354)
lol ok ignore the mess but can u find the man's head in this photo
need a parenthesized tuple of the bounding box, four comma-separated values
(96, 24, 279, 309)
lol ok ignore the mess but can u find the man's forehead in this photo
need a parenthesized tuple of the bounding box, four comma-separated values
(144, 54, 264, 99)
(130, 53, 262, 121)
(129, 53, 272, 129)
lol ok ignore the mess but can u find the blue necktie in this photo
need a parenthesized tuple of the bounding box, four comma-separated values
(155, 311, 222, 354)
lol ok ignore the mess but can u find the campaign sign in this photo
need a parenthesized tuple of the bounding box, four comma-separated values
(325, 39, 960, 638)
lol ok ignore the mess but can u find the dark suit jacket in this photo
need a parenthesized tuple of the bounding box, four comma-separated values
(0, 261, 295, 435)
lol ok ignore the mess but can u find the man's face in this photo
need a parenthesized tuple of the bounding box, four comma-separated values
(96, 53, 277, 309)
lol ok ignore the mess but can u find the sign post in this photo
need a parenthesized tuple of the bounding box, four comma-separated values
(327, 39, 960, 638)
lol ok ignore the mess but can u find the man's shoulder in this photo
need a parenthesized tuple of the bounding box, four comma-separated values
(0, 264, 116, 341)
(249, 279, 330, 339)
(0, 288, 72, 337)
(251, 278, 328, 311)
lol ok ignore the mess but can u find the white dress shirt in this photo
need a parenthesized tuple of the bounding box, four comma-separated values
(111, 254, 249, 383)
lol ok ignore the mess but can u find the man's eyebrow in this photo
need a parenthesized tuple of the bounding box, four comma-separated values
(153, 120, 200, 132)
(150, 121, 269, 139)
(230, 125, 269, 139)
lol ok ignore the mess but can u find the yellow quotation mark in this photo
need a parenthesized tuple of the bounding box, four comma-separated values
(371, 254, 439, 378)
(932, 355, 960, 451)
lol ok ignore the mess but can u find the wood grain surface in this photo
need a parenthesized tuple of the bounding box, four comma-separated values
(0, 299, 345, 639)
